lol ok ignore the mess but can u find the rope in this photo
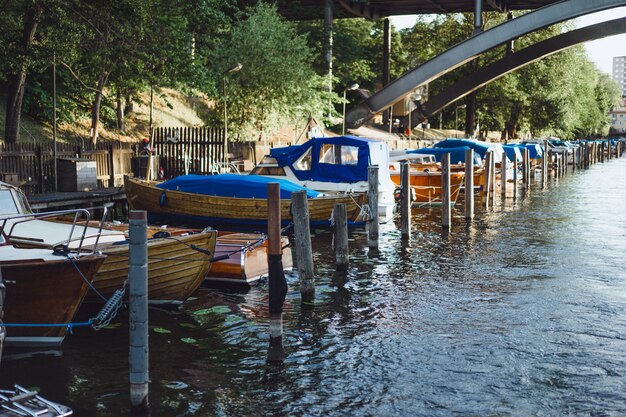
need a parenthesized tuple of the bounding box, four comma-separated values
(67, 255, 107, 302)
(346, 192, 372, 223)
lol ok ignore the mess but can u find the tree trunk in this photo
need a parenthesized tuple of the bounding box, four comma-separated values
(90, 76, 107, 144)
(116, 87, 125, 131)
(125, 94, 134, 114)
(4, 2, 42, 144)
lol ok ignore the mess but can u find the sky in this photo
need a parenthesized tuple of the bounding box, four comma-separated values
(389, 7, 626, 75)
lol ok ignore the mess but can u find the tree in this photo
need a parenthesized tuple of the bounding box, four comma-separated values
(2, 1, 43, 144)
(208, 3, 337, 138)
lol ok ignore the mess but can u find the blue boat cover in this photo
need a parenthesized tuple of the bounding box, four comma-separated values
(502, 145, 523, 162)
(156, 174, 320, 199)
(269, 136, 375, 183)
(510, 143, 543, 159)
(407, 146, 482, 165)
(433, 139, 493, 158)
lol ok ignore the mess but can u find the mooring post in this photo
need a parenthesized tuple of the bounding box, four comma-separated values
(572, 148, 577, 172)
(513, 154, 519, 199)
(267, 183, 287, 340)
(400, 161, 411, 237)
(129, 210, 149, 413)
(607, 141, 611, 161)
(483, 151, 492, 209)
(442, 153, 451, 229)
(521, 150, 528, 189)
(490, 153, 496, 206)
(333, 203, 349, 269)
(500, 151, 507, 198)
(464, 148, 474, 220)
(367, 166, 379, 248)
(291, 190, 314, 300)
(541, 147, 547, 188)
(524, 148, 533, 184)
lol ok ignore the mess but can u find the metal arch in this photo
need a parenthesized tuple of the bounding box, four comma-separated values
(400, 16, 626, 128)
(346, 0, 626, 128)
(337, 0, 382, 19)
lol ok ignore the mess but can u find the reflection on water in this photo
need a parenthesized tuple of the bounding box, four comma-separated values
(2, 159, 626, 416)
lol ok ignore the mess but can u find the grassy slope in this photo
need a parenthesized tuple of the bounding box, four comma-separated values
(0, 88, 212, 145)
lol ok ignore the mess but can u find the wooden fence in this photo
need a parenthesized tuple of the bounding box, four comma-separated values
(152, 127, 226, 178)
(0, 142, 134, 194)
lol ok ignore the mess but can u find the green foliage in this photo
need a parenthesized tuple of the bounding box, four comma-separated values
(208, 2, 338, 137)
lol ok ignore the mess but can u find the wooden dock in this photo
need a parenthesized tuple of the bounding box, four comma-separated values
(27, 187, 126, 212)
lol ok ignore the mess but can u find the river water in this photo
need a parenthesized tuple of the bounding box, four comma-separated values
(1, 157, 626, 416)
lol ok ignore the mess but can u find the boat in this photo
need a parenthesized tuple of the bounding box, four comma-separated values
(124, 175, 367, 227)
(388, 160, 465, 207)
(206, 231, 293, 285)
(249, 135, 396, 219)
(0, 182, 217, 305)
(0, 211, 106, 347)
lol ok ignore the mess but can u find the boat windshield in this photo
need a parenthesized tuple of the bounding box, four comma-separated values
(0, 190, 20, 215)
(319, 144, 359, 166)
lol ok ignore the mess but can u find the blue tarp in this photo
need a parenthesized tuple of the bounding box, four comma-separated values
(156, 174, 320, 199)
(502, 145, 523, 162)
(407, 146, 483, 165)
(510, 143, 543, 159)
(269, 136, 375, 183)
(433, 139, 493, 159)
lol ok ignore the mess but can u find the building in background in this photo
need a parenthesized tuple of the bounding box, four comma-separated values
(613, 56, 626, 98)
(609, 98, 626, 134)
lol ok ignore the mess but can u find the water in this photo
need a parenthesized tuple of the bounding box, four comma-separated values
(2, 158, 626, 416)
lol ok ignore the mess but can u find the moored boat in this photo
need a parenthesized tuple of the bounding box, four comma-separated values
(0, 212, 106, 347)
(124, 175, 367, 227)
(206, 232, 293, 285)
(0, 182, 217, 305)
(249, 135, 396, 219)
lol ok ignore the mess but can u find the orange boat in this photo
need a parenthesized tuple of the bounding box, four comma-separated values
(206, 231, 293, 285)
(389, 163, 465, 207)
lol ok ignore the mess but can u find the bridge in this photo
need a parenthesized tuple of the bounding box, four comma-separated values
(277, 1, 626, 132)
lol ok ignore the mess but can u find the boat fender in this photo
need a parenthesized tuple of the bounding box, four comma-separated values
(160, 191, 167, 207)
(152, 231, 170, 239)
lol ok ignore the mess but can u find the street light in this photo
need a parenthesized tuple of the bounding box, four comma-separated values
(342, 83, 359, 135)
(455, 104, 467, 138)
(223, 63, 243, 168)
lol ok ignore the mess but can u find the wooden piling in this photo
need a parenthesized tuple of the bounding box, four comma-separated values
(572, 148, 577, 172)
(521, 149, 528, 189)
(442, 153, 451, 229)
(541, 145, 548, 188)
(400, 161, 411, 237)
(500, 151, 507, 198)
(129, 210, 149, 412)
(483, 151, 492, 209)
(367, 166, 379, 248)
(513, 154, 518, 199)
(333, 203, 349, 269)
(464, 148, 474, 220)
(291, 191, 315, 298)
(267, 183, 287, 339)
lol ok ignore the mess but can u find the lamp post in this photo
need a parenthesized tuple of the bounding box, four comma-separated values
(342, 83, 359, 135)
(455, 104, 467, 139)
(223, 63, 243, 168)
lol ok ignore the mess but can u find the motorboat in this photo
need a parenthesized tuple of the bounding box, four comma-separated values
(249, 136, 396, 220)
(0, 182, 217, 306)
(0, 210, 106, 347)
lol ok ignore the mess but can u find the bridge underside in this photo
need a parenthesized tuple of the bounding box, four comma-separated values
(277, 0, 561, 20)
(345, 0, 626, 128)
(400, 16, 626, 130)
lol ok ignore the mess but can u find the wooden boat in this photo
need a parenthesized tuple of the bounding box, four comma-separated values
(124, 176, 367, 227)
(206, 232, 293, 285)
(85, 228, 217, 304)
(389, 166, 465, 207)
(0, 238, 105, 347)
(0, 182, 217, 305)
